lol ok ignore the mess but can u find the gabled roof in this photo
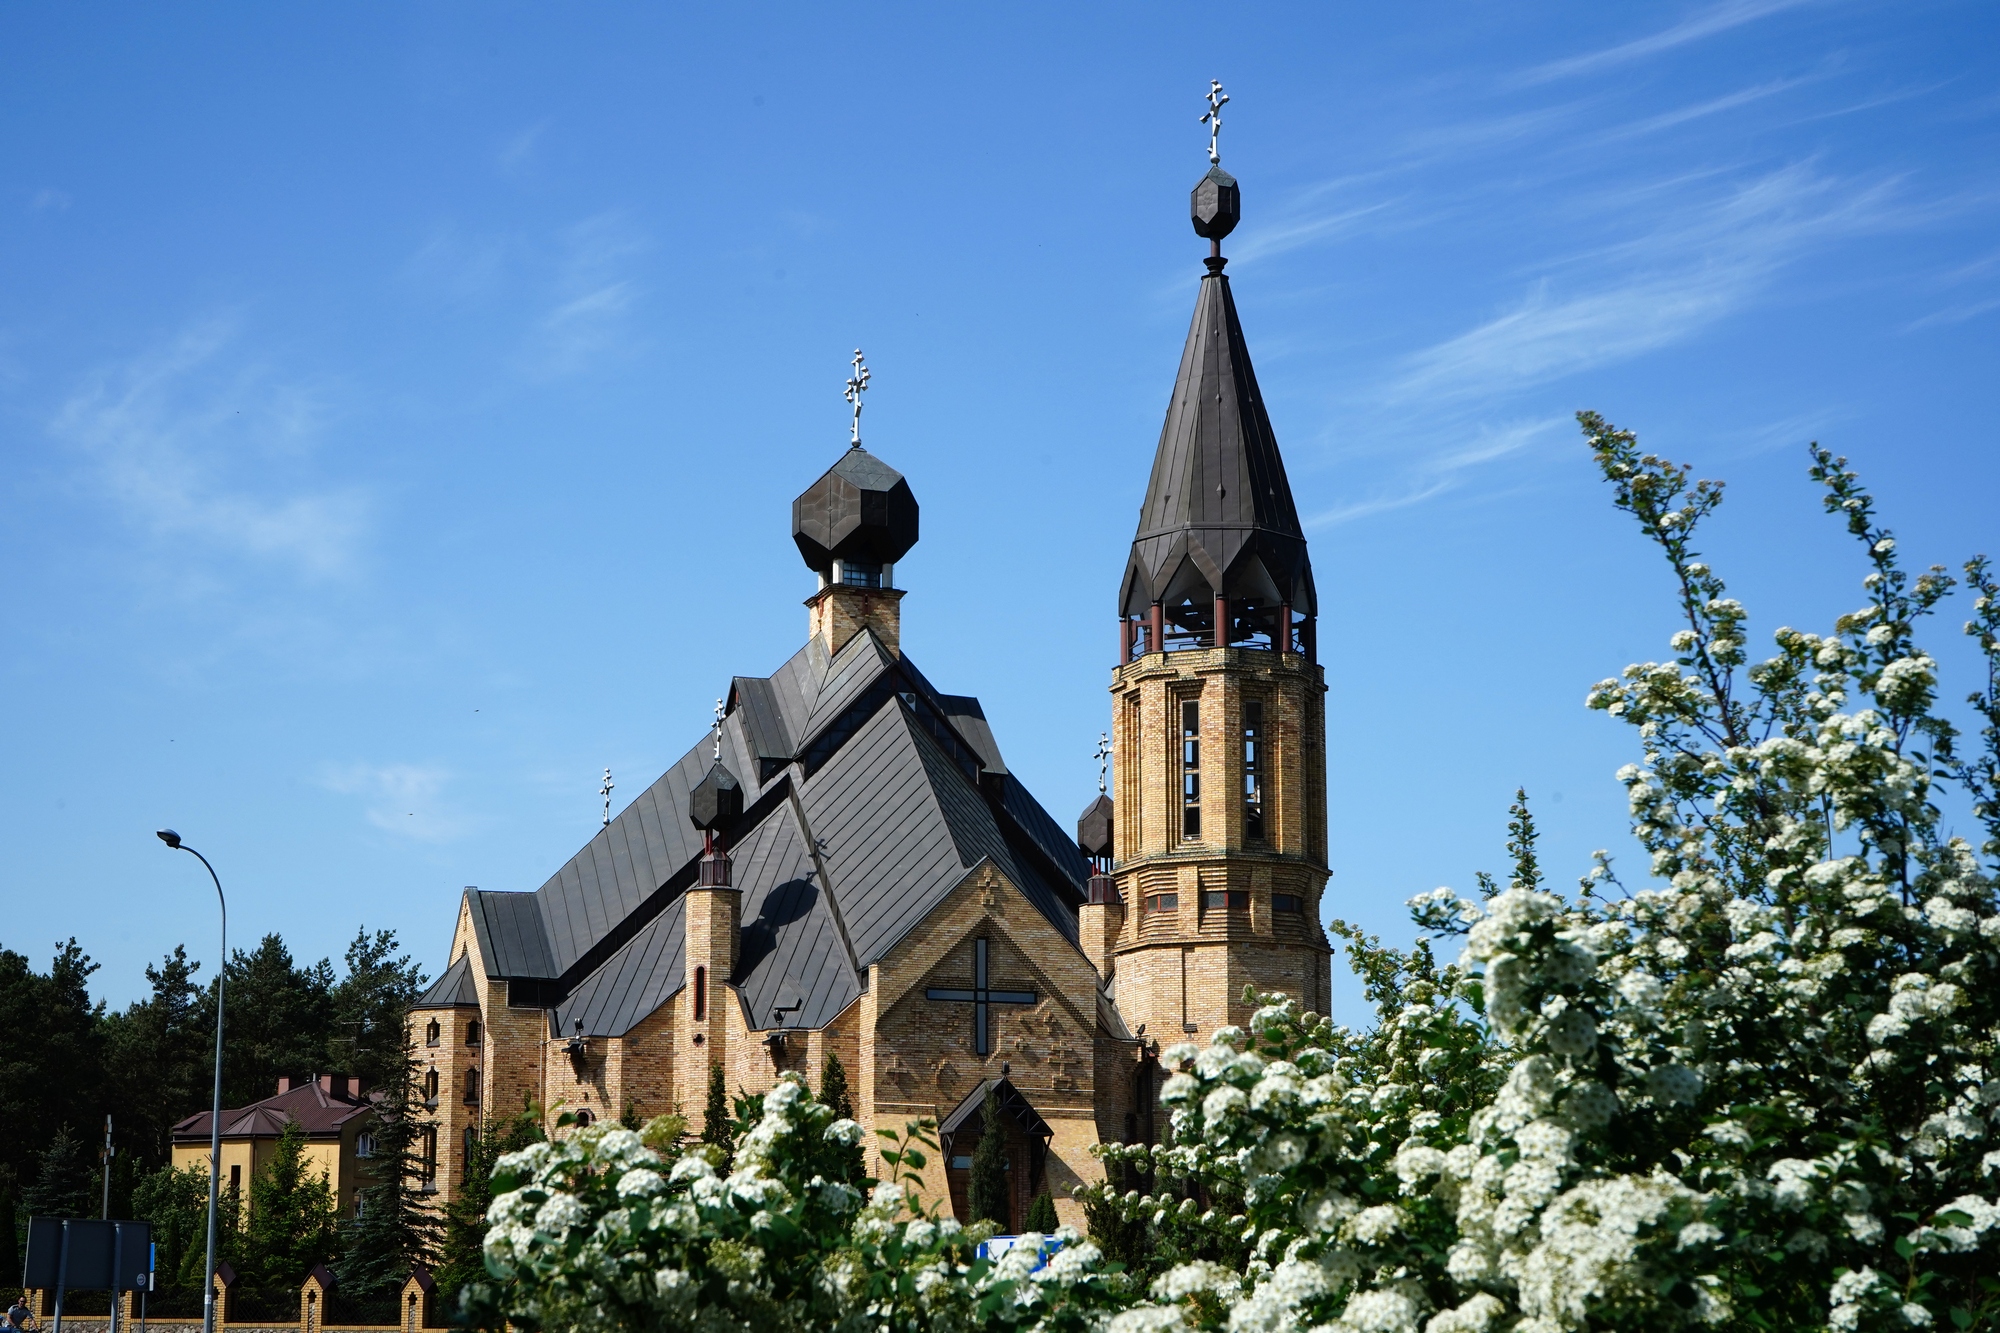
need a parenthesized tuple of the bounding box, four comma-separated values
(172, 1078, 375, 1143)
(938, 1077, 1053, 1141)
(414, 953, 479, 1008)
(471, 626, 1091, 1038)
(1123, 263, 1314, 616)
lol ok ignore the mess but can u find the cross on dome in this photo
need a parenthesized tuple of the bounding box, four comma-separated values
(1201, 79, 1230, 165)
(844, 349, 871, 448)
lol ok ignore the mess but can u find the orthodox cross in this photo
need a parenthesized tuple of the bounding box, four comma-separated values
(1201, 79, 1230, 165)
(926, 937, 1036, 1058)
(713, 697, 726, 760)
(844, 348, 870, 448)
(600, 768, 614, 827)
(1095, 732, 1110, 794)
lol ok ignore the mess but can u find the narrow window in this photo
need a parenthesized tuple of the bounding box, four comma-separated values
(465, 1019, 481, 1046)
(1273, 893, 1304, 914)
(422, 1128, 438, 1183)
(463, 1068, 481, 1105)
(425, 1018, 440, 1047)
(462, 1126, 477, 1166)
(356, 1133, 375, 1159)
(423, 1068, 439, 1103)
(693, 966, 708, 1021)
(1181, 700, 1201, 839)
(229, 1163, 241, 1197)
(1243, 701, 1265, 842)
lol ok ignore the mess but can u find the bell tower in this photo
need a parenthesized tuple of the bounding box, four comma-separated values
(1106, 137, 1332, 1041)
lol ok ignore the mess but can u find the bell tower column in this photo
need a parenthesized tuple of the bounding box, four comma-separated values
(1108, 138, 1333, 1045)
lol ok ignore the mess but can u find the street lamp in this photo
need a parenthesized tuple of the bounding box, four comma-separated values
(157, 829, 226, 1333)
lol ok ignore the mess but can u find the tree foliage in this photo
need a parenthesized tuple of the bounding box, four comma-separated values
(241, 1118, 341, 1294)
(970, 1089, 1010, 1229)
(437, 1097, 546, 1315)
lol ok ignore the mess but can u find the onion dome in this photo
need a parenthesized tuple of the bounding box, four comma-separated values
(1076, 795, 1113, 861)
(1191, 166, 1240, 243)
(689, 760, 743, 831)
(791, 449, 919, 578)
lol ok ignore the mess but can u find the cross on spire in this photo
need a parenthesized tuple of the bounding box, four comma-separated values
(1201, 79, 1230, 165)
(713, 697, 726, 761)
(600, 768, 614, 827)
(925, 937, 1036, 1057)
(844, 348, 871, 448)
(1095, 732, 1110, 795)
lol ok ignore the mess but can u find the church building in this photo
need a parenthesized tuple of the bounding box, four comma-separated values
(410, 143, 1332, 1234)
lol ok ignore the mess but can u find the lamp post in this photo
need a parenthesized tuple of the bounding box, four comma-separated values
(157, 829, 225, 1333)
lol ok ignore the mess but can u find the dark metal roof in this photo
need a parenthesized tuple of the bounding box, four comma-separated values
(937, 1077, 1052, 1140)
(1122, 262, 1314, 616)
(792, 447, 920, 573)
(172, 1079, 375, 1143)
(414, 953, 480, 1008)
(463, 631, 1088, 1036)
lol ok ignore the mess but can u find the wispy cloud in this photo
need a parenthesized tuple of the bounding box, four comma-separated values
(528, 212, 647, 377)
(321, 762, 473, 842)
(1514, 0, 1818, 87)
(50, 319, 368, 578)
(1232, 199, 1398, 265)
(1591, 75, 1813, 143)
(1392, 164, 1905, 403)
(1305, 417, 1563, 527)
(497, 119, 552, 179)
(29, 187, 72, 213)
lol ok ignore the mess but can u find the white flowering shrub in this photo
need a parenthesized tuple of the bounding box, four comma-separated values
(1083, 416, 2000, 1333)
(471, 1071, 1127, 1333)
(483, 415, 2000, 1333)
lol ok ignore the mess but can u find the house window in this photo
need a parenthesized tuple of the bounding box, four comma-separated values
(424, 1018, 440, 1046)
(1144, 893, 1179, 913)
(463, 1068, 481, 1106)
(229, 1164, 241, 1197)
(573, 1108, 595, 1128)
(420, 1128, 438, 1186)
(356, 1133, 376, 1158)
(1202, 890, 1249, 911)
(693, 966, 707, 1021)
(465, 1019, 481, 1045)
(1181, 700, 1201, 839)
(1273, 893, 1304, 914)
(840, 560, 882, 588)
(1243, 701, 1265, 841)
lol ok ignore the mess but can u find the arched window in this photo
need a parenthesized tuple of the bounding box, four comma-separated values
(462, 1068, 481, 1106)
(423, 1068, 439, 1103)
(425, 1018, 440, 1046)
(420, 1127, 438, 1185)
(693, 966, 707, 1021)
(573, 1108, 595, 1128)
(465, 1019, 481, 1046)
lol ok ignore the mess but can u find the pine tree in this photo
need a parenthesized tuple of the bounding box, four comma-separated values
(0, 1179, 19, 1291)
(334, 1047, 438, 1315)
(699, 1063, 734, 1166)
(1025, 1190, 1058, 1234)
(1505, 787, 1541, 892)
(242, 1118, 340, 1293)
(328, 930, 427, 1097)
(968, 1089, 1010, 1230)
(435, 1098, 544, 1314)
(23, 1124, 94, 1220)
(818, 1052, 865, 1183)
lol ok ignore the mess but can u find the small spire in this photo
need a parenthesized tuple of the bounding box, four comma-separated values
(1201, 79, 1229, 166)
(844, 349, 871, 449)
(600, 768, 614, 827)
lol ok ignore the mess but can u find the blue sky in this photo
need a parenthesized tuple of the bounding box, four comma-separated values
(3, 3, 1996, 1017)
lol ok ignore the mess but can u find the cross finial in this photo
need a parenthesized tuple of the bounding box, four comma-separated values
(1201, 79, 1230, 165)
(713, 697, 726, 761)
(1094, 732, 1110, 794)
(844, 349, 871, 448)
(600, 768, 614, 827)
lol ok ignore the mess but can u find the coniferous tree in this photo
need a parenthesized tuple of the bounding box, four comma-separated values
(968, 1089, 1010, 1230)
(435, 1098, 544, 1313)
(328, 930, 427, 1096)
(334, 1046, 438, 1314)
(1504, 787, 1541, 892)
(0, 941, 107, 1194)
(699, 1063, 734, 1166)
(1024, 1190, 1059, 1234)
(23, 1124, 94, 1220)
(242, 1119, 340, 1293)
(817, 1053, 865, 1183)
(101, 946, 209, 1172)
(196, 934, 336, 1111)
(132, 1162, 213, 1298)
(0, 1179, 19, 1289)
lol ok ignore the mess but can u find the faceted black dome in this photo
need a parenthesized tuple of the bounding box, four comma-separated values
(1076, 794, 1113, 860)
(688, 760, 743, 832)
(1191, 166, 1239, 241)
(791, 448, 919, 575)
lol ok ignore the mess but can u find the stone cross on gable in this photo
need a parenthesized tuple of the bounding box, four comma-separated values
(1047, 1038, 1080, 1090)
(926, 937, 1035, 1058)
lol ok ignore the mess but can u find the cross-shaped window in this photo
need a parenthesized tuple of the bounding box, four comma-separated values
(925, 937, 1036, 1057)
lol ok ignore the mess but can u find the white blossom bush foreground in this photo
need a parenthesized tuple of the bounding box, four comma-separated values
(1084, 415, 2000, 1333)
(470, 1072, 1128, 1333)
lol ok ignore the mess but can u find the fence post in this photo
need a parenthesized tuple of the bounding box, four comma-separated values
(210, 1264, 235, 1333)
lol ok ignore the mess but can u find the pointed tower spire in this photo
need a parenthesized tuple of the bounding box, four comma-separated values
(1119, 104, 1314, 661)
